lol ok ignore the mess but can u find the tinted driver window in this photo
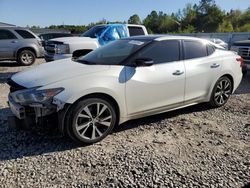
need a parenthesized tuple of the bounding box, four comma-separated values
(184, 40, 207, 60)
(136, 40, 180, 64)
(0, 30, 17, 40)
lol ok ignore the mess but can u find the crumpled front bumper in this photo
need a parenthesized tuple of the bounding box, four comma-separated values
(8, 94, 70, 134)
(8, 94, 57, 120)
(8, 94, 26, 119)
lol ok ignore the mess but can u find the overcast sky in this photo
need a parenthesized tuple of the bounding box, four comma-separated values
(0, 0, 249, 27)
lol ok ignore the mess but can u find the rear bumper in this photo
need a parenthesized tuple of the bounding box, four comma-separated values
(37, 47, 45, 58)
(44, 53, 72, 62)
(233, 72, 243, 93)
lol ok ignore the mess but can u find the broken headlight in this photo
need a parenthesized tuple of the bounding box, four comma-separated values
(11, 87, 64, 105)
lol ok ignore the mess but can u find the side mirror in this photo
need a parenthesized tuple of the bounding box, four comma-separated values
(135, 58, 154, 67)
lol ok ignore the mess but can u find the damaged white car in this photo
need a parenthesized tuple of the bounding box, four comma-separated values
(8, 35, 243, 144)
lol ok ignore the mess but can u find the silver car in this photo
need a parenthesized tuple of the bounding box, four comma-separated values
(208, 38, 228, 49)
(0, 27, 44, 65)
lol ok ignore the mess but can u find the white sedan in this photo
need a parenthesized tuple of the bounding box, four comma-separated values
(8, 35, 243, 144)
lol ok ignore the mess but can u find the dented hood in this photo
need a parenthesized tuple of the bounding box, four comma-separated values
(50, 36, 98, 44)
(11, 58, 110, 88)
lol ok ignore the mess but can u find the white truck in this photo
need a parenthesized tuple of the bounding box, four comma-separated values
(44, 24, 148, 62)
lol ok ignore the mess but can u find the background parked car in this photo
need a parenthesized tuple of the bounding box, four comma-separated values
(0, 27, 44, 65)
(44, 24, 148, 62)
(38, 32, 73, 46)
(207, 38, 228, 49)
(230, 39, 250, 69)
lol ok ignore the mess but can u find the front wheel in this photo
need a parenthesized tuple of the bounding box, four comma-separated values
(65, 97, 117, 144)
(209, 76, 233, 107)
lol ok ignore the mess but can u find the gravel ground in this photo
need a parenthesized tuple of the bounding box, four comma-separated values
(0, 59, 250, 188)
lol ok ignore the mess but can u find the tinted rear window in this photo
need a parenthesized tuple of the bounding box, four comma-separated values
(128, 26, 145, 36)
(135, 40, 180, 64)
(15, 30, 36, 39)
(184, 40, 207, 60)
(0, 29, 17, 39)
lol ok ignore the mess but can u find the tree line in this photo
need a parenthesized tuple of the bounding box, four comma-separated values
(34, 0, 250, 34)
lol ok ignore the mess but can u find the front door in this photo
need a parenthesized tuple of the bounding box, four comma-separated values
(125, 40, 185, 115)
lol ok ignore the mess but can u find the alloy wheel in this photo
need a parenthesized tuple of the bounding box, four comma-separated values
(75, 102, 113, 140)
(21, 53, 34, 64)
(214, 79, 231, 105)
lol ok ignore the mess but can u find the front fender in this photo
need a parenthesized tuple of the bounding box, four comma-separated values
(41, 67, 127, 119)
(57, 87, 127, 120)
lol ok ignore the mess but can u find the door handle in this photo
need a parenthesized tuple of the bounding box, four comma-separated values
(173, 70, 184, 76)
(11, 40, 18, 43)
(210, 63, 220, 68)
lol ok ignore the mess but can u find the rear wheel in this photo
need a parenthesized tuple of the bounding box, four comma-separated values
(209, 76, 232, 107)
(17, 50, 36, 66)
(65, 97, 117, 144)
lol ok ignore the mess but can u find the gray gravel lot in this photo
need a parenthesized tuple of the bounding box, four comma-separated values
(0, 59, 250, 187)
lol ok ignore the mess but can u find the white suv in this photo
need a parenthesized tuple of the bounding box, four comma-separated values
(8, 36, 242, 144)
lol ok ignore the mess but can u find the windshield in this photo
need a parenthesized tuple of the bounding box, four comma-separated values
(81, 25, 107, 38)
(77, 39, 150, 65)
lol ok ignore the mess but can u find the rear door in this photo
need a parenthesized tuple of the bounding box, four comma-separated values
(0, 29, 18, 59)
(183, 40, 222, 102)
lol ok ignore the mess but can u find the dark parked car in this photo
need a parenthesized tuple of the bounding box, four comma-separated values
(38, 33, 73, 46)
(231, 39, 250, 70)
(0, 27, 44, 65)
(230, 39, 250, 76)
(242, 64, 248, 76)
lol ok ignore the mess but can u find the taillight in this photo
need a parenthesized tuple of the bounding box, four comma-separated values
(236, 57, 244, 67)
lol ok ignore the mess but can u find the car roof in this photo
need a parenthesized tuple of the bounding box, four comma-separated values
(39, 33, 72, 36)
(94, 24, 146, 27)
(0, 26, 30, 30)
(124, 35, 208, 42)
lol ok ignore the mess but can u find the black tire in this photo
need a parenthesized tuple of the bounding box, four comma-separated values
(17, 50, 36, 66)
(242, 70, 247, 77)
(209, 76, 233, 107)
(65, 97, 117, 144)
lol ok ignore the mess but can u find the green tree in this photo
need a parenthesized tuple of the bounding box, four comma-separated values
(128, 14, 141, 24)
(238, 24, 250, 32)
(181, 3, 198, 32)
(143, 11, 180, 34)
(143, 11, 159, 33)
(227, 9, 242, 31)
(196, 0, 225, 32)
(158, 12, 180, 33)
(217, 20, 233, 32)
(238, 8, 250, 27)
(181, 25, 196, 33)
(46, 3, 250, 35)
